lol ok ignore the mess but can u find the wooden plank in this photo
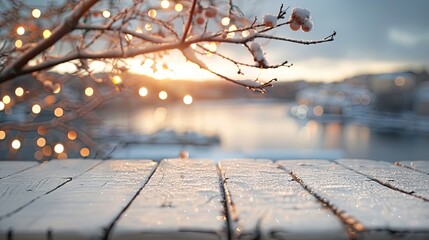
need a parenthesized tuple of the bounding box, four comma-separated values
(278, 160, 429, 239)
(336, 159, 429, 200)
(0, 159, 100, 221)
(395, 161, 429, 175)
(110, 159, 226, 240)
(0, 161, 39, 179)
(0, 160, 156, 240)
(219, 159, 346, 240)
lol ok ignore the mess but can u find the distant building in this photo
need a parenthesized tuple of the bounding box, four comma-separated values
(414, 82, 429, 116)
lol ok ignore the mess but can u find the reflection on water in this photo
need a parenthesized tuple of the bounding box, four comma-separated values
(103, 100, 429, 162)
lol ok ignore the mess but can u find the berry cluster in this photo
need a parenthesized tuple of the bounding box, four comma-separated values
(289, 8, 313, 32)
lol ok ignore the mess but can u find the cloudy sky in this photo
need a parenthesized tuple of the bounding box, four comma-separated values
(240, 0, 429, 81)
(18, 0, 429, 82)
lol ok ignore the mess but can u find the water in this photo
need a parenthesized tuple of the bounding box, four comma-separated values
(104, 99, 429, 162)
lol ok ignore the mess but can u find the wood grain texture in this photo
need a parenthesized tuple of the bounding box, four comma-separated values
(336, 159, 429, 200)
(278, 160, 429, 239)
(110, 159, 226, 240)
(395, 161, 429, 175)
(219, 159, 347, 240)
(0, 161, 39, 179)
(0, 159, 100, 222)
(0, 160, 157, 240)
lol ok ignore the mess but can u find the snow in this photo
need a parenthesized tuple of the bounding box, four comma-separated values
(289, 8, 313, 32)
(302, 19, 313, 32)
(263, 15, 278, 27)
(237, 79, 262, 87)
(291, 8, 311, 24)
(181, 47, 208, 69)
(249, 42, 268, 67)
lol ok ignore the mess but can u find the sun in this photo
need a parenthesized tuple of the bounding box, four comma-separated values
(128, 54, 214, 81)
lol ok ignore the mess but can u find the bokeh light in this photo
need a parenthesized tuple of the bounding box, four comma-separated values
(37, 137, 46, 147)
(112, 75, 122, 85)
(43, 29, 51, 39)
(16, 26, 25, 35)
(102, 10, 111, 18)
(67, 130, 77, 140)
(54, 107, 64, 117)
(175, 3, 183, 12)
(221, 17, 230, 26)
(15, 40, 23, 48)
(85, 87, 94, 96)
(54, 143, 64, 154)
(80, 147, 90, 157)
(183, 95, 193, 105)
(159, 91, 168, 100)
(32, 104, 41, 114)
(148, 9, 157, 18)
(32, 9, 41, 18)
(15, 87, 24, 97)
(161, 0, 170, 9)
(139, 87, 148, 97)
(11, 139, 21, 150)
(0, 130, 5, 140)
(2, 95, 11, 104)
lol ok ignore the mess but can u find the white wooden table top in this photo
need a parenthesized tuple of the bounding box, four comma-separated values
(0, 159, 428, 240)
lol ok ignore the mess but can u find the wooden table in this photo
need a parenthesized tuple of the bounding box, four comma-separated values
(0, 159, 428, 240)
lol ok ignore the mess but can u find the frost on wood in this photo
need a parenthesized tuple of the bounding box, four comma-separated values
(0, 160, 101, 220)
(336, 159, 429, 200)
(0, 160, 157, 239)
(278, 160, 429, 237)
(111, 159, 226, 240)
(219, 159, 346, 239)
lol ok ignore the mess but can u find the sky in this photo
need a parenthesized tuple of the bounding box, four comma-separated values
(19, 0, 429, 82)
(243, 0, 429, 81)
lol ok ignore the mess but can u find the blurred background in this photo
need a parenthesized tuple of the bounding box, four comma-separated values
(1, 0, 429, 162)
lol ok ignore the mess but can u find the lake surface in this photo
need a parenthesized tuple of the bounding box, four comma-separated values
(104, 99, 429, 162)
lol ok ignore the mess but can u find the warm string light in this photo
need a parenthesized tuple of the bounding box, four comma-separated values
(54, 107, 63, 117)
(15, 87, 24, 97)
(148, 9, 157, 18)
(32, 104, 41, 114)
(15, 40, 23, 48)
(112, 75, 122, 85)
(0, 102, 5, 111)
(145, 23, 153, 31)
(102, 10, 111, 18)
(139, 87, 148, 97)
(0, 130, 6, 140)
(227, 25, 237, 38)
(16, 26, 25, 35)
(11, 139, 21, 150)
(183, 95, 193, 105)
(53, 85, 61, 94)
(175, 3, 183, 12)
(85, 87, 94, 96)
(221, 17, 230, 26)
(2, 95, 11, 104)
(67, 130, 77, 140)
(161, 0, 170, 9)
(36, 137, 46, 147)
(43, 29, 51, 39)
(80, 147, 90, 157)
(159, 91, 168, 100)
(42, 145, 52, 156)
(32, 9, 41, 18)
(54, 143, 64, 154)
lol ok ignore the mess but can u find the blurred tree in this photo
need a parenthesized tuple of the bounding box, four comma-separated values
(0, 0, 334, 160)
